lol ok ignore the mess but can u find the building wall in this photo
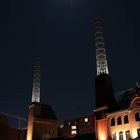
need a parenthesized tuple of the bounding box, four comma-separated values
(107, 110, 131, 140)
(26, 103, 59, 140)
(0, 125, 26, 140)
(78, 116, 95, 135)
(26, 104, 35, 140)
(107, 96, 140, 140)
(63, 116, 95, 138)
(33, 119, 59, 140)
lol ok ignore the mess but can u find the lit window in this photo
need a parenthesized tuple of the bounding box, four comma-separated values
(85, 118, 88, 122)
(71, 125, 76, 130)
(60, 124, 64, 128)
(125, 130, 130, 140)
(71, 130, 77, 135)
(68, 122, 70, 125)
(119, 131, 123, 140)
(112, 132, 116, 140)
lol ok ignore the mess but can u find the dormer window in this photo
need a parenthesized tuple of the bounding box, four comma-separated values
(135, 113, 140, 121)
(136, 102, 140, 106)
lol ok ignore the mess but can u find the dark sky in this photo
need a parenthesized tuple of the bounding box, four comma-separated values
(0, 0, 140, 126)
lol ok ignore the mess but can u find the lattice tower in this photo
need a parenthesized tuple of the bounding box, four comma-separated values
(94, 17, 109, 75)
(31, 58, 41, 103)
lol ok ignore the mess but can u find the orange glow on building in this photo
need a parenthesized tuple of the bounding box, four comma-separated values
(96, 119, 108, 140)
(26, 104, 35, 140)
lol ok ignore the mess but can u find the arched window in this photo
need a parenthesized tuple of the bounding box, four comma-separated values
(135, 113, 140, 121)
(119, 131, 123, 140)
(137, 128, 140, 137)
(124, 115, 129, 124)
(125, 130, 130, 140)
(112, 132, 116, 140)
(111, 118, 115, 126)
(117, 116, 122, 125)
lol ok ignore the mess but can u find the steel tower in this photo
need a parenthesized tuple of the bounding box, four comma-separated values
(94, 17, 109, 76)
(31, 58, 41, 103)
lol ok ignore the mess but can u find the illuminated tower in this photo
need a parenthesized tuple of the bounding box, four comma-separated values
(26, 58, 41, 140)
(31, 58, 41, 103)
(94, 17, 117, 140)
(94, 17, 118, 115)
(26, 58, 59, 140)
(95, 17, 109, 76)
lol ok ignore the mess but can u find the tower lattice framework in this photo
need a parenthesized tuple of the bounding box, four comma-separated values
(31, 58, 41, 103)
(94, 17, 109, 76)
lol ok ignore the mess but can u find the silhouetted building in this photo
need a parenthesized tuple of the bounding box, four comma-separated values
(0, 114, 26, 140)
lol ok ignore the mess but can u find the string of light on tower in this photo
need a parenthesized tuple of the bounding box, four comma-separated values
(94, 17, 109, 76)
(31, 58, 41, 103)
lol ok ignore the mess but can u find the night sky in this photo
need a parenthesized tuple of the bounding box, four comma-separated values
(0, 0, 140, 126)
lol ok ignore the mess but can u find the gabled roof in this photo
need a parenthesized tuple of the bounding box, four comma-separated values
(115, 86, 140, 110)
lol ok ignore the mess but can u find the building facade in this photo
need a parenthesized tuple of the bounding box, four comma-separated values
(26, 59, 59, 140)
(63, 116, 95, 138)
(107, 88, 140, 140)
(93, 18, 140, 140)
(25, 18, 140, 140)
(26, 103, 59, 140)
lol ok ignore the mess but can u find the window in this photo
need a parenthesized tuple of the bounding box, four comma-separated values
(119, 131, 123, 140)
(111, 118, 115, 126)
(71, 126, 76, 130)
(117, 116, 122, 125)
(112, 132, 116, 140)
(60, 124, 64, 128)
(71, 130, 77, 135)
(84, 118, 88, 122)
(136, 102, 140, 106)
(135, 113, 140, 121)
(125, 130, 130, 140)
(137, 129, 140, 137)
(51, 130, 54, 134)
(124, 115, 129, 124)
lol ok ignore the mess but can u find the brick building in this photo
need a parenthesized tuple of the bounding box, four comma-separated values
(63, 116, 95, 137)
(93, 17, 140, 140)
(107, 87, 140, 140)
(26, 103, 59, 140)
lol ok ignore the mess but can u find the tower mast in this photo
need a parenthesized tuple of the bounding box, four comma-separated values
(95, 17, 109, 76)
(31, 58, 41, 103)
